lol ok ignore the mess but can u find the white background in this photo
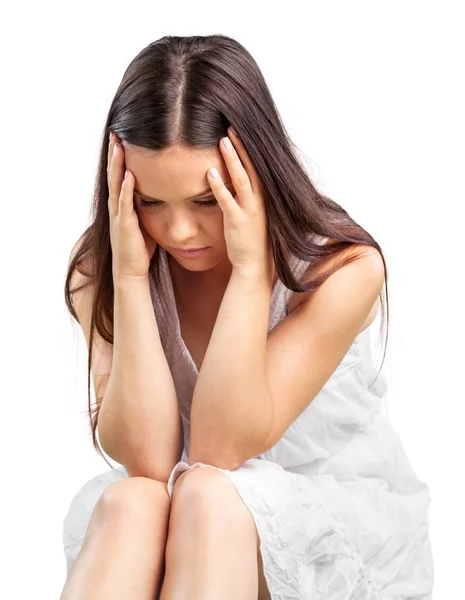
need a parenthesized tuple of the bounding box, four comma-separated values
(1, 1, 462, 597)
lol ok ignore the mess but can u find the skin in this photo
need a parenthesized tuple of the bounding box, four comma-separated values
(59, 478, 172, 599)
(60, 136, 271, 599)
(126, 139, 272, 598)
(62, 134, 378, 599)
(123, 140, 279, 294)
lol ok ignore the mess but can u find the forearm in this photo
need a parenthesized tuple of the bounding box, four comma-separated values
(99, 275, 183, 482)
(189, 268, 274, 468)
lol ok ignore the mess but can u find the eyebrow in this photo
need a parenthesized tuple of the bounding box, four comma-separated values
(133, 180, 233, 202)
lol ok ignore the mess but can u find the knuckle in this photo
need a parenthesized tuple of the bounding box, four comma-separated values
(235, 171, 249, 188)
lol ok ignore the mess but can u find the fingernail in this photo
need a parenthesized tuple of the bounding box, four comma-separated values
(222, 136, 233, 151)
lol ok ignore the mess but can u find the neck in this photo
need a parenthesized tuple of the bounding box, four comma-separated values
(166, 249, 279, 292)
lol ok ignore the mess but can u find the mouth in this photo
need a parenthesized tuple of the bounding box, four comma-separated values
(175, 247, 208, 251)
(173, 246, 211, 258)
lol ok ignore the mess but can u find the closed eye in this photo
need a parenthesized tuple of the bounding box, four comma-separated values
(135, 197, 218, 209)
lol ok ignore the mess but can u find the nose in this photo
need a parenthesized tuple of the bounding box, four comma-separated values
(167, 211, 199, 245)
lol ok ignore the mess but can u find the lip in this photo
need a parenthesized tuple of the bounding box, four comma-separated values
(175, 247, 209, 251)
(173, 246, 211, 258)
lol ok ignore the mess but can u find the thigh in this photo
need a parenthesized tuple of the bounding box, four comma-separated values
(63, 468, 129, 572)
(76, 476, 172, 553)
(62, 477, 171, 598)
(171, 466, 271, 599)
(256, 542, 271, 600)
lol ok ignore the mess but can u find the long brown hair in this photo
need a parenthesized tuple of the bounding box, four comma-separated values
(64, 34, 390, 469)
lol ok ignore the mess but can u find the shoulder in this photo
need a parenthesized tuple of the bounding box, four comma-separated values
(287, 242, 384, 329)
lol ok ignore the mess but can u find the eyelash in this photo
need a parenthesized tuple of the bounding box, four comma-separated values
(136, 198, 218, 209)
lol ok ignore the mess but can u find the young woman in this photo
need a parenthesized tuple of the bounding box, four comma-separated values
(60, 34, 434, 600)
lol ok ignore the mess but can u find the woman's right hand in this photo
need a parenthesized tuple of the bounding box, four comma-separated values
(107, 131, 158, 281)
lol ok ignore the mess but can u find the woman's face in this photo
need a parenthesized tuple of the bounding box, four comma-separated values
(122, 142, 235, 273)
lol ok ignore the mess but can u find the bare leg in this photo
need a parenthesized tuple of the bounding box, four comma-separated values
(60, 477, 171, 600)
(159, 467, 261, 600)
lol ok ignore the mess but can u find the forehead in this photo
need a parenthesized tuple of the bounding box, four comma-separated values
(124, 143, 224, 178)
(122, 143, 229, 200)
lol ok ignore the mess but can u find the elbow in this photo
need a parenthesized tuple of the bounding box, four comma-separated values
(123, 462, 172, 483)
(98, 405, 184, 484)
(99, 429, 182, 484)
(123, 439, 184, 483)
(188, 449, 242, 471)
(188, 433, 269, 472)
(189, 394, 274, 471)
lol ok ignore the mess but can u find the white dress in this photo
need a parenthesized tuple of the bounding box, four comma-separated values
(62, 246, 435, 599)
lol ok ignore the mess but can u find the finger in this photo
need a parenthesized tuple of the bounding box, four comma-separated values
(107, 131, 122, 218)
(207, 167, 242, 217)
(109, 142, 125, 218)
(107, 132, 116, 214)
(119, 168, 135, 220)
(227, 127, 261, 193)
(107, 130, 120, 159)
(107, 130, 114, 172)
(108, 141, 118, 218)
(220, 135, 253, 210)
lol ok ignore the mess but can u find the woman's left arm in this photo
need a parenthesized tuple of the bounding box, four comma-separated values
(189, 247, 385, 471)
(189, 265, 275, 470)
(188, 127, 385, 470)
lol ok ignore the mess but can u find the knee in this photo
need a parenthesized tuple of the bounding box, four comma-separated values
(170, 466, 251, 526)
(99, 476, 171, 523)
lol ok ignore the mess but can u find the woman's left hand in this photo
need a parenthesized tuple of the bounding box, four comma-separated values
(207, 126, 273, 282)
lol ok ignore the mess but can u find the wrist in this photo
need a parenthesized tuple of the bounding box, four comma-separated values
(113, 273, 150, 288)
(232, 265, 273, 289)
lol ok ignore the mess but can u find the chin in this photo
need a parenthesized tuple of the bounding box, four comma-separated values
(165, 248, 211, 267)
(178, 260, 211, 272)
(168, 248, 231, 275)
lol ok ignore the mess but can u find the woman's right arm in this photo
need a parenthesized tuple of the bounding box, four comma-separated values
(70, 254, 183, 483)
(100, 273, 183, 482)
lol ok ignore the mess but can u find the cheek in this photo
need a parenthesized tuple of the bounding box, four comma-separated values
(204, 212, 224, 232)
(211, 210, 226, 228)
(136, 211, 161, 238)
